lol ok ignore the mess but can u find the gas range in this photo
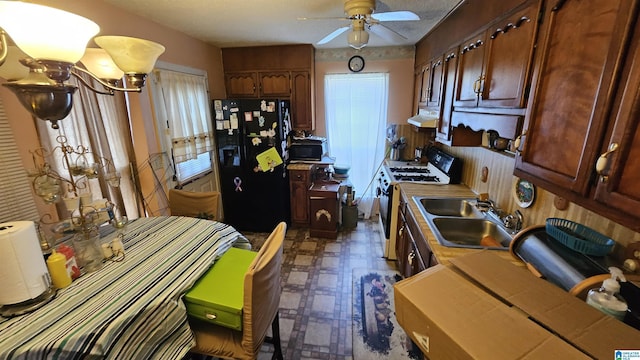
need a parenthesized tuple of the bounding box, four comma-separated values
(376, 146, 462, 260)
(385, 161, 450, 184)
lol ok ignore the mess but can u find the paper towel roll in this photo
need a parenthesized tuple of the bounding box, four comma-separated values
(0, 221, 50, 305)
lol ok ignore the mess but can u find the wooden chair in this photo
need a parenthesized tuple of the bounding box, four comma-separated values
(189, 222, 286, 360)
(168, 189, 220, 220)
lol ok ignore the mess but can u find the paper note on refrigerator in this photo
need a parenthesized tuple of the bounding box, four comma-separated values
(256, 147, 283, 172)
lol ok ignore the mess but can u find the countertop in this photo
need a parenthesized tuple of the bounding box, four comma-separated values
(398, 183, 525, 267)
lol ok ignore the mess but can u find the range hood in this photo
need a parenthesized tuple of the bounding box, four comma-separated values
(407, 108, 438, 128)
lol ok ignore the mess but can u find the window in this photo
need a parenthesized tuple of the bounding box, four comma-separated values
(149, 67, 215, 184)
(0, 97, 39, 222)
(36, 74, 140, 220)
(324, 73, 389, 218)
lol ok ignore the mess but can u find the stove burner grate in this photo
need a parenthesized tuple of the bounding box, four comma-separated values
(393, 175, 440, 182)
(389, 167, 431, 174)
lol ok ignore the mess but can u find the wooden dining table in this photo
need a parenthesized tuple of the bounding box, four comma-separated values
(0, 216, 250, 360)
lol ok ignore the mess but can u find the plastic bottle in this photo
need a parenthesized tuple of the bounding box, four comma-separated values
(586, 267, 628, 321)
(46, 249, 72, 289)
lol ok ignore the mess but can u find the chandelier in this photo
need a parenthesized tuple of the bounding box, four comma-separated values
(0, 1, 165, 129)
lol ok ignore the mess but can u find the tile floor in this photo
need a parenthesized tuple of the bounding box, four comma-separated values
(242, 218, 399, 359)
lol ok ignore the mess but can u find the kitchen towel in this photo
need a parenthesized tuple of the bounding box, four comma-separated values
(0, 221, 50, 305)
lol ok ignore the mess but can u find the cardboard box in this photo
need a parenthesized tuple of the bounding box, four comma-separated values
(394, 251, 640, 359)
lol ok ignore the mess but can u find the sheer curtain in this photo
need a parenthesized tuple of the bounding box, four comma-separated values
(151, 69, 214, 183)
(37, 73, 139, 219)
(325, 73, 388, 218)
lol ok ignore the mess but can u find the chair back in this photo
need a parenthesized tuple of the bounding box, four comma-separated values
(169, 189, 220, 220)
(241, 222, 286, 355)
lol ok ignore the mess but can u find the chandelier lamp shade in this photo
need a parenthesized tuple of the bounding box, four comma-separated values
(0, 1, 165, 129)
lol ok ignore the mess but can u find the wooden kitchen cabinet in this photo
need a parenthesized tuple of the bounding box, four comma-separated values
(593, 15, 640, 225)
(226, 71, 290, 98)
(514, 0, 636, 196)
(417, 63, 430, 108)
(308, 182, 340, 239)
(454, 29, 487, 108)
(258, 71, 291, 97)
(222, 45, 314, 130)
(289, 168, 313, 227)
(454, 1, 539, 110)
(415, 55, 444, 110)
(291, 71, 313, 130)
(225, 72, 258, 98)
(396, 198, 431, 278)
(427, 55, 445, 109)
(435, 47, 459, 145)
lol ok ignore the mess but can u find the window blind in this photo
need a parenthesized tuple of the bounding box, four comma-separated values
(0, 97, 40, 222)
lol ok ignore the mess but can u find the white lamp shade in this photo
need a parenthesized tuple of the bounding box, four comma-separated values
(0, 2, 99, 64)
(0, 46, 30, 81)
(348, 30, 369, 49)
(95, 36, 165, 74)
(80, 48, 124, 80)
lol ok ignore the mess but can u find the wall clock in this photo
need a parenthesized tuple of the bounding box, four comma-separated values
(348, 55, 365, 72)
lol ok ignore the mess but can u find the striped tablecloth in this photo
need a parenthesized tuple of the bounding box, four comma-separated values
(0, 216, 249, 360)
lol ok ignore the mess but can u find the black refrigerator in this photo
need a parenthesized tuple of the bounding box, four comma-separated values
(212, 98, 291, 232)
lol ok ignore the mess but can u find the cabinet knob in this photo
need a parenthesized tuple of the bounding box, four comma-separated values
(596, 143, 619, 182)
(514, 130, 527, 155)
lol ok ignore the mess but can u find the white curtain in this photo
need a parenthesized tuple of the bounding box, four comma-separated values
(37, 74, 139, 219)
(153, 70, 214, 164)
(325, 73, 389, 218)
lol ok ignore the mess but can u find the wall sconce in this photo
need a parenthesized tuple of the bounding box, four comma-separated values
(348, 19, 369, 50)
(0, 1, 165, 129)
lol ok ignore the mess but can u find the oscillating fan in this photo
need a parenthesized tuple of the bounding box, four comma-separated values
(299, 0, 420, 49)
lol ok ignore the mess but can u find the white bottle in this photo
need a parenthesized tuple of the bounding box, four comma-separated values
(586, 267, 628, 321)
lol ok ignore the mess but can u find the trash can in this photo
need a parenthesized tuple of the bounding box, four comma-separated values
(342, 203, 358, 229)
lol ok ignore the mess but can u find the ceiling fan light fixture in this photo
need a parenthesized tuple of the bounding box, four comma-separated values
(348, 18, 369, 49)
(348, 29, 369, 49)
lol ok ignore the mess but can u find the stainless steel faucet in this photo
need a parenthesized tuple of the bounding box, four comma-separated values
(476, 198, 524, 234)
(475, 199, 498, 213)
(502, 210, 524, 234)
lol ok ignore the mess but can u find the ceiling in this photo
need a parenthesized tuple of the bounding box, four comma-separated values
(103, 0, 463, 49)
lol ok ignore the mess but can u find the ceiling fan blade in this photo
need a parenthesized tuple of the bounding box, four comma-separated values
(368, 23, 407, 42)
(317, 26, 350, 45)
(371, 11, 420, 22)
(297, 16, 350, 21)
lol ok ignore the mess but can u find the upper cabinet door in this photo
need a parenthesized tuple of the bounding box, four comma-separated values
(225, 72, 258, 98)
(436, 48, 459, 145)
(418, 64, 430, 107)
(593, 16, 640, 221)
(259, 71, 291, 97)
(291, 71, 313, 131)
(479, 3, 540, 108)
(427, 55, 445, 108)
(515, 0, 636, 195)
(453, 30, 486, 108)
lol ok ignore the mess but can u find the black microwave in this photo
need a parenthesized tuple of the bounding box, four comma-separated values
(289, 138, 327, 161)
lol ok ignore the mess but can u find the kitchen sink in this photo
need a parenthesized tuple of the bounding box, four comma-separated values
(415, 197, 483, 218)
(430, 218, 512, 249)
(413, 196, 513, 250)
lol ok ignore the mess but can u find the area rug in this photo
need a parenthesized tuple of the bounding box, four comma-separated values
(352, 269, 423, 360)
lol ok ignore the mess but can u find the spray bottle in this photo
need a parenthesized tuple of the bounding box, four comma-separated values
(586, 267, 628, 321)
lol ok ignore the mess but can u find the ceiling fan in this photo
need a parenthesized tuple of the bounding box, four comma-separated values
(301, 0, 420, 49)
